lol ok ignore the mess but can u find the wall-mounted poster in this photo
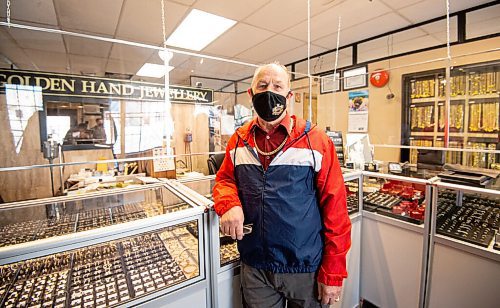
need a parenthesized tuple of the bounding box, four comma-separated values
(320, 73, 340, 94)
(348, 90, 369, 132)
(343, 66, 367, 90)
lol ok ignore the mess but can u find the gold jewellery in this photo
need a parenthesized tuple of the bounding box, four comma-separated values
(411, 79, 435, 98)
(439, 104, 464, 130)
(482, 102, 499, 132)
(253, 134, 287, 156)
(253, 118, 294, 156)
(410, 106, 434, 130)
(469, 103, 481, 132)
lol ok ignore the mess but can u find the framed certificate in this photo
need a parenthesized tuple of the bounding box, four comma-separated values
(320, 72, 340, 94)
(343, 66, 367, 90)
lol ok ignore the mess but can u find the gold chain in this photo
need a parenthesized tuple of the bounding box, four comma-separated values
(253, 134, 288, 156)
(253, 118, 294, 156)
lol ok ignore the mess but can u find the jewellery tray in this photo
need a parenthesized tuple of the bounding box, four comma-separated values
(0, 225, 199, 307)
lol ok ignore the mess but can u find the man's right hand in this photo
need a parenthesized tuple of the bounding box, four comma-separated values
(220, 206, 244, 240)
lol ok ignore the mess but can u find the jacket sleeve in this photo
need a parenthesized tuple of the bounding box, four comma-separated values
(315, 134, 351, 286)
(213, 133, 243, 217)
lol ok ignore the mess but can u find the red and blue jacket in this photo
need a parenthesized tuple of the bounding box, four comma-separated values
(213, 114, 351, 286)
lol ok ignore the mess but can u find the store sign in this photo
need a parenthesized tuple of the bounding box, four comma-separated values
(0, 69, 213, 104)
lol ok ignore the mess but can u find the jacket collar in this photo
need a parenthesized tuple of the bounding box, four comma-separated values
(236, 113, 314, 142)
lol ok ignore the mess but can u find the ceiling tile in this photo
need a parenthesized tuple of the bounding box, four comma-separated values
(244, 0, 313, 33)
(236, 35, 304, 63)
(398, 0, 443, 23)
(203, 23, 275, 57)
(65, 35, 113, 58)
(0, 0, 57, 25)
(68, 54, 107, 76)
(116, 0, 188, 45)
(24, 49, 68, 72)
(105, 58, 143, 75)
(169, 52, 192, 67)
(266, 44, 328, 68)
(292, 48, 353, 75)
(167, 0, 196, 6)
(194, 0, 269, 21)
(283, 0, 392, 43)
(0, 29, 36, 69)
(109, 43, 155, 64)
(6, 27, 66, 53)
(399, 0, 492, 24)
(313, 13, 410, 49)
(379, 0, 424, 10)
(56, 0, 123, 36)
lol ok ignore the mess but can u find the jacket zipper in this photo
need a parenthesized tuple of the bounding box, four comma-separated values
(261, 167, 266, 257)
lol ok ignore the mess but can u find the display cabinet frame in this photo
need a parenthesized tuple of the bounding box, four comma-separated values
(2, 168, 498, 308)
(0, 183, 211, 307)
(401, 60, 500, 168)
(360, 171, 434, 308)
(424, 181, 499, 308)
(167, 175, 243, 308)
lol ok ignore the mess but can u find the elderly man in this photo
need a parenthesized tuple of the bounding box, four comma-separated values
(213, 62, 351, 307)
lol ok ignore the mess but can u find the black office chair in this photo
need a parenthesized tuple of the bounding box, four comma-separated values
(207, 153, 225, 175)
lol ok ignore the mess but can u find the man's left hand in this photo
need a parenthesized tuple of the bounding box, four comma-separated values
(318, 283, 342, 305)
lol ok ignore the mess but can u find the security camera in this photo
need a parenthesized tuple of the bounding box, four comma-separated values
(386, 93, 395, 100)
(195, 82, 203, 88)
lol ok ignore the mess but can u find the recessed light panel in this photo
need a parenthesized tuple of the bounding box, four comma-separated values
(136, 63, 174, 78)
(166, 9, 236, 51)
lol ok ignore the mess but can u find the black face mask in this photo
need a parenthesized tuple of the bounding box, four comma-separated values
(251, 91, 287, 122)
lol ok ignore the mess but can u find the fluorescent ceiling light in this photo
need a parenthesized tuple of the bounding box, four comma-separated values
(136, 63, 174, 78)
(166, 9, 236, 51)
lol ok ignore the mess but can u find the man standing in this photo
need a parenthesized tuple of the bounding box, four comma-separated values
(91, 118, 106, 144)
(213, 62, 351, 307)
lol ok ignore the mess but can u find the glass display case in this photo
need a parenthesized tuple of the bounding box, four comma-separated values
(425, 181, 499, 308)
(435, 185, 499, 249)
(0, 184, 209, 307)
(342, 170, 362, 215)
(402, 61, 500, 168)
(168, 176, 242, 308)
(0, 184, 199, 249)
(362, 172, 429, 225)
(170, 176, 240, 269)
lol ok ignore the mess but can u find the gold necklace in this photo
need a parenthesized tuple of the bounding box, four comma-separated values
(253, 134, 288, 156)
(253, 118, 294, 156)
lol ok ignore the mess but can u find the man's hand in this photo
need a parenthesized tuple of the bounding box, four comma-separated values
(318, 283, 342, 305)
(220, 206, 244, 240)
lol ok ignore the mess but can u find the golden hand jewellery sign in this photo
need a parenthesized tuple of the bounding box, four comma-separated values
(0, 69, 214, 104)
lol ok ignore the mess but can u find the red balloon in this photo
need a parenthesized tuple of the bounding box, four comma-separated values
(370, 70, 390, 87)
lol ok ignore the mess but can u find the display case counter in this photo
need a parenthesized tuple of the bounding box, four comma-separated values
(343, 170, 363, 216)
(169, 176, 240, 271)
(360, 172, 432, 308)
(339, 170, 362, 308)
(0, 184, 211, 308)
(426, 182, 500, 308)
(169, 176, 242, 308)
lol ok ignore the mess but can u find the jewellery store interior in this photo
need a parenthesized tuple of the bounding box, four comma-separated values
(0, 1, 499, 307)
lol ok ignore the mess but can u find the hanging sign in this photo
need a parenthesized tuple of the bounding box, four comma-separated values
(0, 69, 213, 105)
